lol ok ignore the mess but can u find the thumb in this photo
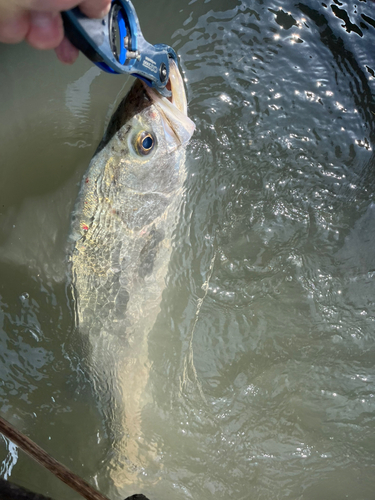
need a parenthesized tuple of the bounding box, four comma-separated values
(78, 0, 111, 19)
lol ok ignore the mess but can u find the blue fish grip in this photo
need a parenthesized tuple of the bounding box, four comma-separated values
(62, 0, 177, 95)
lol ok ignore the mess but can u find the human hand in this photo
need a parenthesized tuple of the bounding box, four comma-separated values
(0, 0, 111, 64)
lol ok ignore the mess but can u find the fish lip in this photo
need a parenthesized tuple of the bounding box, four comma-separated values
(141, 60, 195, 151)
(144, 59, 188, 116)
(168, 58, 188, 116)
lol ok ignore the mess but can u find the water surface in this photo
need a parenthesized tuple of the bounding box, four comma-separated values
(1, 1, 375, 499)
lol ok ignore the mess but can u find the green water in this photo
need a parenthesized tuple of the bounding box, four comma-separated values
(1, 1, 375, 499)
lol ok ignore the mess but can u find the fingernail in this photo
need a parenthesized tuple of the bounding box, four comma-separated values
(27, 11, 63, 49)
(30, 11, 58, 28)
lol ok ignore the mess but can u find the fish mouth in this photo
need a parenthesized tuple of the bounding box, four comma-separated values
(167, 59, 188, 116)
(144, 59, 195, 152)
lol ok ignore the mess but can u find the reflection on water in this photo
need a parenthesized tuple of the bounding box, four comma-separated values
(65, 66, 101, 117)
(1, 1, 375, 499)
(0, 436, 18, 480)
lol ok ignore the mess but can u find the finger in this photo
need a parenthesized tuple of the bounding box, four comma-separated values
(25, 10, 64, 49)
(79, 0, 111, 19)
(29, 0, 111, 18)
(27, 1, 86, 12)
(0, 11, 29, 43)
(0, 1, 20, 21)
(54, 35, 79, 64)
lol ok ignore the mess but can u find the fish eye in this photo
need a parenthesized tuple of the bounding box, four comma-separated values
(135, 131, 156, 156)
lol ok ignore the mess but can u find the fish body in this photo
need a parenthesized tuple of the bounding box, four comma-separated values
(69, 61, 194, 490)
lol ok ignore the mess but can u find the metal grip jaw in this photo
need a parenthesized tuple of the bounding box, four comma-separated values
(62, 0, 176, 97)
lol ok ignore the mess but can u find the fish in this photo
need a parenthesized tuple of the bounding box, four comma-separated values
(68, 60, 195, 493)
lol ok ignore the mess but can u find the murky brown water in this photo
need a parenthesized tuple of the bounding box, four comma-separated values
(1, 1, 375, 499)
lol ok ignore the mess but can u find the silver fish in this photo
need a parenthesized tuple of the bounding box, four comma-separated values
(69, 60, 195, 492)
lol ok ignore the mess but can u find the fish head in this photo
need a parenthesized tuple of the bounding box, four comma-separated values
(100, 59, 195, 196)
(70, 60, 195, 240)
